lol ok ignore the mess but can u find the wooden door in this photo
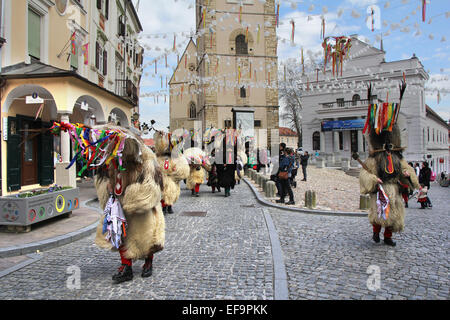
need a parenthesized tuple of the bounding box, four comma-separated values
(21, 120, 39, 186)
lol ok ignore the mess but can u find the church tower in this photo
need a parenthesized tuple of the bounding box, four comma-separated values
(170, 0, 280, 147)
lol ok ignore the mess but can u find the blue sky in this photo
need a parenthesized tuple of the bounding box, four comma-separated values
(135, 0, 450, 135)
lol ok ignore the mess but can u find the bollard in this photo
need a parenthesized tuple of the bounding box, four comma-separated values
(260, 176, 268, 188)
(266, 181, 277, 198)
(341, 158, 350, 171)
(359, 194, 370, 210)
(249, 169, 255, 180)
(316, 158, 325, 168)
(305, 190, 317, 209)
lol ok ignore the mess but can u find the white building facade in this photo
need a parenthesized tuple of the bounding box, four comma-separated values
(300, 35, 449, 172)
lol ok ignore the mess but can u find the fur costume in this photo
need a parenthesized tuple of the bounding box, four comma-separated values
(94, 126, 165, 261)
(235, 150, 248, 182)
(359, 84, 419, 244)
(153, 131, 190, 208)
(183, 147, 208, 190)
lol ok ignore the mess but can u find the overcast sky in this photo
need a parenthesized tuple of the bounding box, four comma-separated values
(134, 0, 450, 134)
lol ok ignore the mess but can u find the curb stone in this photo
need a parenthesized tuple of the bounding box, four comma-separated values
(0, 198, 102, 258)
(243, 178, 368, 217)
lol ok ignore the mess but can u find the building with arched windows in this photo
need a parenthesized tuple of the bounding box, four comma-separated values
(0, 0, 143, 195)
(169, 0, 280, 147)
(300, 35, 449, 173)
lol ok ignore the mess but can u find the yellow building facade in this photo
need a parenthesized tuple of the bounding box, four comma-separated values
(0, 0, 143, 194)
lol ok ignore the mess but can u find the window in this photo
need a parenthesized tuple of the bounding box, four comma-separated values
(96, 41, 108, 76)
(339, 132, 343, 150)
(254, 120, 261, 128)
(189, 102, 196, 119)
(427, 127, 429, 142)
(337, 98, 344, 107)
(224, 120, 232, 129)
(28, 8, 41, 59)
(312, 131, 320, 151)
(97, 0, 109, 19)
(235, 34, 248, 55)
(240, 87, 246, 98)
(118, 15, 126, 36)
(433, 128, 435, 142)
(370, 95, 377, 102)
(352, 94, 360, 106)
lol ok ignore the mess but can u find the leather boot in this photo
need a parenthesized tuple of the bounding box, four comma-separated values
(372, 232, 380, 243)
(141, 258, 153, 278)
(112, 264, 133, 284)
(276, 198, 285, 204)
(167, 206, 174, 214)
(162, 206, 168, 214)
(383, 238, 396, 246)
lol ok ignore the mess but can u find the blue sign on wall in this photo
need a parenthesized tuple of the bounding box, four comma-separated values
(321, 119, 365, 131)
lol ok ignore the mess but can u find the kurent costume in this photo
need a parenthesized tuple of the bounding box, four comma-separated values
(215, 132, 238, 197)
(93, 125, 165, 283)
(184, 147, 209, 197)
(153, 131, 190, 214)
(359, 83, 419, 246)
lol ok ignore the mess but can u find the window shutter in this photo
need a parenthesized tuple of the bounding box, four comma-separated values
(95, 42, 100, 69)
(7, 117, 21, 191)
(97, 0, 102, 10)
(28, 9, 41, 59)
(38, 123, 54, 186)
(105, 0, 109, 19)
(103, 49, 108, 75)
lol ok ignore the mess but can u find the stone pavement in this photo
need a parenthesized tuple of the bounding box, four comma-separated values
(0, 180, 448, 300)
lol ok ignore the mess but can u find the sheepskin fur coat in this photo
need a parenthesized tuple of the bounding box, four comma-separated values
(94, 126, 165, 260)
(359, 125, 419, 232)
(183, 147, 208, 190)
(153, 132, 190, 206)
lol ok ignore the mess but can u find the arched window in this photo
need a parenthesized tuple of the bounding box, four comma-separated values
(240, 86, 246, 98)
(235, 34, 248, 55)
(352, 94, 360, 106)
(189, 102, 196, 119)
(312, 131, 320, 151)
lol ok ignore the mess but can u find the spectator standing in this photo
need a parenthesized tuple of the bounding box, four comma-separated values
(276, 148, 295, 205)
(300, 151, 310, 182)
(414, 163, 420, 177)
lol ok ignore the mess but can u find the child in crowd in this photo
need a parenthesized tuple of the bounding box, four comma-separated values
(417, 184, 432, 209)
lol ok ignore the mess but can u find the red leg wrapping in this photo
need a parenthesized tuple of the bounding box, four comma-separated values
(119, 247, 132, 266)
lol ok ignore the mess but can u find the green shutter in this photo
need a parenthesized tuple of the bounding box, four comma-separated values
(7, 117, 21, 191)
(38, 123, 54, 186)
(28, 8, 41, 59)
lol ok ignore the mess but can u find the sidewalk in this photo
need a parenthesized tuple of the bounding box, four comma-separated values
(0, 179, 101, 259)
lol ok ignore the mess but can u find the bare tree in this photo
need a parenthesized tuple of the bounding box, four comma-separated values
(279, 59, 304, 148)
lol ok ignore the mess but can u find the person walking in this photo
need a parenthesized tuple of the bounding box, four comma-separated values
(300, 151, 310, 182)
(289, 149, 299, 188)
(276, 148, 295, 205)
(419, 162, 433, 207)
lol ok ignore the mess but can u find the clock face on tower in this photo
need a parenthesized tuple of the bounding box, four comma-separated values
(55, 0, 68, 15)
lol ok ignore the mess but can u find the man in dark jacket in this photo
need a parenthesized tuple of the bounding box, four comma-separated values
(300, 151, 309, 182)
(419, 161, 432, 189)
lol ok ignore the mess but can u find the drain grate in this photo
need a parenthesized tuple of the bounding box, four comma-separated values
(180, 211, 207, 217)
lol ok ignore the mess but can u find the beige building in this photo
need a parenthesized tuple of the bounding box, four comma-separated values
(0, 0, 143, 195)
(279, 127, 298, 150)
(169, 0, 279, 147)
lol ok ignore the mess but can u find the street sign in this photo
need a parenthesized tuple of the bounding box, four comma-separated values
(26, 95, 44, 104)
(80, 101, 89, 111)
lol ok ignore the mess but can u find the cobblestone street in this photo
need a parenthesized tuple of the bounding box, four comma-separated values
(0, 180, 448, 300)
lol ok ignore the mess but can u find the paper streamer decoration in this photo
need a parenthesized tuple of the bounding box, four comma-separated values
(422, 0, 426, 22)
(173, 34, 176, 51)
(291, 20, 295, 45)
(321, 18, 326, 39)
(50, 122, 130, 177)
(239, 5, 242, 23)
(301, 47, 304, 74)
(276, 3, 280, 27)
